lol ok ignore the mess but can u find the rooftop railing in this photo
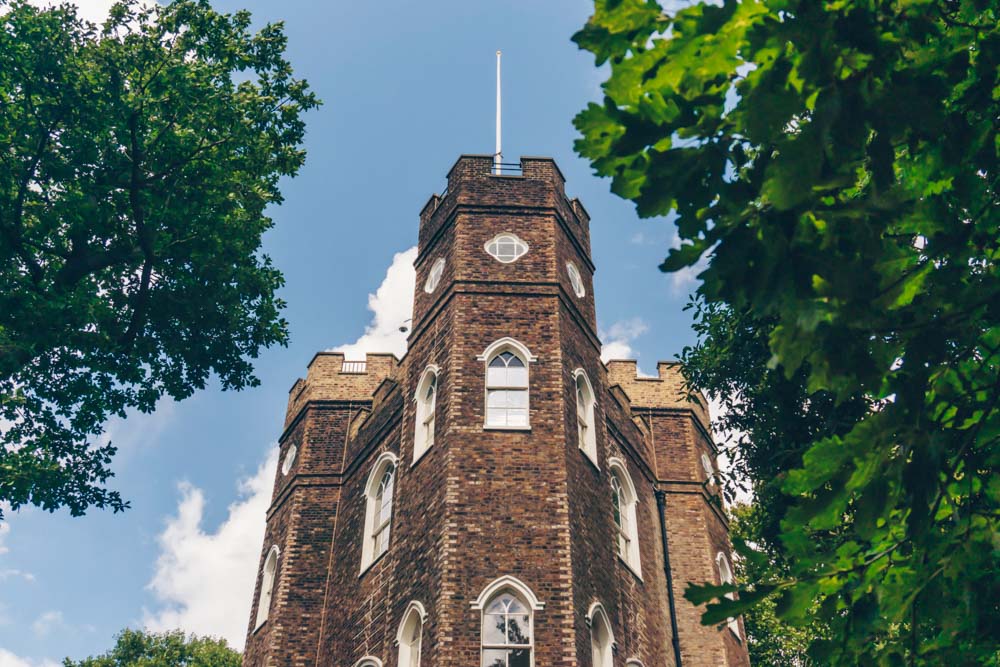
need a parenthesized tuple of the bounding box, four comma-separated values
(341, 361, 367, 374)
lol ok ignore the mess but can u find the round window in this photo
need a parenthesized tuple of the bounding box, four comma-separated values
(281, 444, 297, 476)
(424, 257, 445, 293)
(566, 261, 586, 298)
(485, 233, 528, 263)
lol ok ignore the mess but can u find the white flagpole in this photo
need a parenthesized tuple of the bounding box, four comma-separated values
(495, 50, 502, 175)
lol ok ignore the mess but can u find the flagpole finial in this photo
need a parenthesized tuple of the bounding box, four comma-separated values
(495, 50, 502, 175)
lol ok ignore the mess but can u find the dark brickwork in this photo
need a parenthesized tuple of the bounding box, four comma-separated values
(243, 156, 750, 666)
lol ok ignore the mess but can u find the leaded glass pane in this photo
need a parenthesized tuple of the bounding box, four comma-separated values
(506, 409, 528, 426)
(484, 613, 506, 644)
(506, 366, 527, 387)
(507, 614, 531, 644)
(482, 650, 506, 667)
(487, 366, 506, 386)
(509, 649, 530, 667)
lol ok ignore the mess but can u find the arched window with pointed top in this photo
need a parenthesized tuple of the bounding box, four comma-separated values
(472, 576, 543, 667)
(360, 452, 397, 573)
(414, 366, 439, 462)
(717, 552, 742, 639)
(588, 603, 615, 667)
(479, 339, 536, 430)
(573, 369, 597, 466)
(397, 601, 426, 667)
(254, 545, 279, 629)
(609, 458, 642, 576)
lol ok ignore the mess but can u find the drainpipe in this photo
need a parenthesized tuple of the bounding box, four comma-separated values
(656, 489, 683, 667)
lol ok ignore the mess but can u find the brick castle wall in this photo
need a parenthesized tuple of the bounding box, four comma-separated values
(243, 156, 750, 667)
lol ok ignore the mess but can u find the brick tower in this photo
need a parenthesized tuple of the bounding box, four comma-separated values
(242, 156, 750, 666)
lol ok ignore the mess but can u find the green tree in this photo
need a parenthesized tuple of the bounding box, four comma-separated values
(574, 0, 999, 663)
(0, 0, 318, 518)
(730, 502, 821, 667)
(63, 628, 241, 667)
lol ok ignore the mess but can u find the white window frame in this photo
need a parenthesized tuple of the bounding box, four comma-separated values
(573, 369, 598, 467)
(471, 576, 544, 667)
(254, 545, 279, 630)
(566, 261, 586, 298)
(609, 458, 642, 578)
(360, 452, 398, 574)
(280, 443, 297, 476)
(717, 552, 742, 640)
(478, 338, 537, 431)
(413, 366, 439, 464)
(626, 660, 646, 667)
(353, 659, 383, 667)
(424, 257, 446, 293)
(397, 600, 427, 667)
(484, 233, 529, 264)
(587, 602, 615, 667)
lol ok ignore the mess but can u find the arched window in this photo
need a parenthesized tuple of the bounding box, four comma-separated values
(609, 458, 642, 575)
(479, 339, 535, 429)
(424, 257, 445, 293)
(414, 367, 439, 462)
(254, 545, 279, 629)
(397, 601, 426, 667)
(353, 659, 382, 667)
(281, 443, 297, 476)
(485, 233, 529, 263)
(566, 261, 586, 298)
(361, 453, 397, 572)
(588, 603, 614, 667)
(574, 370, 597, 465)
(472, 576, 543, 667)
(626, 660, 646, 667)
(717, 552, 742, 639)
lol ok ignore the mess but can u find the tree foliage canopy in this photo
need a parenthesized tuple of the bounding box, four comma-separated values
(62, 628, 240, 667)
(0, 0, 317, 518)
(574, 0, 999, 663)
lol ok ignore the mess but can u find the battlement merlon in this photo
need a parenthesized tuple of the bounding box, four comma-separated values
(284, 352, 399, 427)
(605, 360, 711, 431)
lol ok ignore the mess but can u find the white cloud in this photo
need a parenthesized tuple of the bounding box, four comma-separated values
(98, 398, 176, 464)
(0, 568, 34, 583)
(143, 448, 278, 650)
(331, 247, 416, 361)
(600, 317, 650, 362)
(0, 649, 59, 667)
(666, 230, 709, 296)
(30, 611, 63, 639)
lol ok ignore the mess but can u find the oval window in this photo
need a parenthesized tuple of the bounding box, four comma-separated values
(701, 452, 715, 484)
(281, 444, 297, 476)
(566, 261, 586, 298)
(424, 257, 445, 293)
(485, 233, 528, 263)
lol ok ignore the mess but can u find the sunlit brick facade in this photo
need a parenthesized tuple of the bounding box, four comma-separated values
(242, 155, 750, 667)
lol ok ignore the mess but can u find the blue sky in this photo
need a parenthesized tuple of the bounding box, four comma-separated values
(0, 0, 703, 663)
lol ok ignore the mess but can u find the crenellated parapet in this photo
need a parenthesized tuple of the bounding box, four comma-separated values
(605, 360, 710, 430)
(285, 352, 399, 427)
